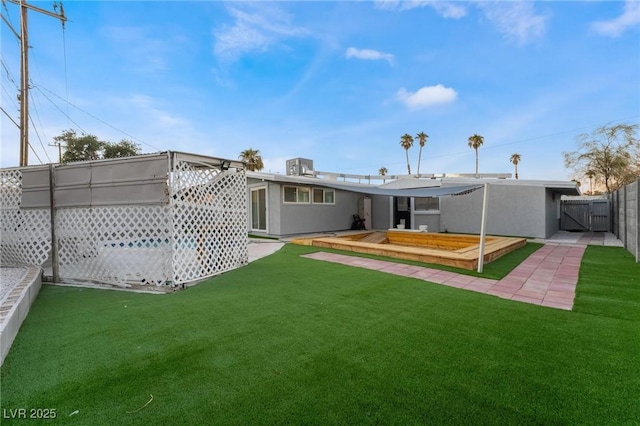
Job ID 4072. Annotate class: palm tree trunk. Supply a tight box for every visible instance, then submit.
[515,164,518,179]
[405,150,411,175]
[416,147,423,176]
[475,149,479,178]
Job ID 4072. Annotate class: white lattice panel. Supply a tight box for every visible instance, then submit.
[0,209,51,266]
[1,154,248,290]
[56,205,173,286]
[0,169,51,266]
[170,160,248,284]
[0,169,21,208]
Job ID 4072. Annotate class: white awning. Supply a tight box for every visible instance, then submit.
[303,181,484,197]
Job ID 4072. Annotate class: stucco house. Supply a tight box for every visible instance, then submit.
[247,159,580,239]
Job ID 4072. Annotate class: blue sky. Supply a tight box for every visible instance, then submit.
[1,1,639,181]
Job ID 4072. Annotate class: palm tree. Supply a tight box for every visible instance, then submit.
[379,166,388,183]
[467,134,484,177]
[586,170,595,194]
[239,148,264,172]
[400,133,414,175]
[510,153,521,179]
[415,131,429,176]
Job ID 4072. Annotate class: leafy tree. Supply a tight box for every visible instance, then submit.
[55,130,141,163]
[564,124,639,193]
[415,131,429,176]
[239,148,264,171]
[56,130,103,162]
[103,139,141,159]
[510,153,521,179]
[399,133,414,175]
[468,134,484,177]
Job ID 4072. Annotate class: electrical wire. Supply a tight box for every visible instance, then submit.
[35,84,162,151]
[1,106,19,127]
[28,86,52,163]
[33,84,87,134]
[1,59,18,89]
[27,139,43,164]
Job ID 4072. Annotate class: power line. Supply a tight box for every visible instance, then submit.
[28,112,52,163]
[35,84,162,151]
[1,105,19,127]
[27,138,42,163]
[1,59,18,89]
[33,84,87,134]
[28,87,52,163]
[1,82,19,111]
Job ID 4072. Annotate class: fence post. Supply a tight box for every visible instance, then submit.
[48,164,59,282]
[623,185,628,248]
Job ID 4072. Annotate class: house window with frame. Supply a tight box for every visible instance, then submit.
[312,188,335,204]
[283,186,310,204]
[414,197,439,211]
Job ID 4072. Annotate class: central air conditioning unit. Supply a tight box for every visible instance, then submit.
[286,158,315,176]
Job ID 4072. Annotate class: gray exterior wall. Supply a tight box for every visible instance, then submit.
[413,212,441,232]
[439,184,551,238]
[545,189,561,237]
[371,195,391,229]
[247,178,362,236]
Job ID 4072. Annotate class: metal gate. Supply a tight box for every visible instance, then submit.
[561,198,610,231]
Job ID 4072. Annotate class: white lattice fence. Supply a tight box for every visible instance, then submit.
[0,169,51,266]
[56,205,173,286]
[170,160,248,284]
[1,153,248,289]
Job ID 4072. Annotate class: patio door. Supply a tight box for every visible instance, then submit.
[251,187,267,232]
[393,196,411,229]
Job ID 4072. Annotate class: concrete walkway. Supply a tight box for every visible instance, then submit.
[248,239,285,263]
[301,232,622,311]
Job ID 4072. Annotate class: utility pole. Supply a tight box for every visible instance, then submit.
[49,141,63,162]
[6,0,66,167]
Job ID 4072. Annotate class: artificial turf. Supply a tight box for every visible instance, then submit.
[1,244,638,425]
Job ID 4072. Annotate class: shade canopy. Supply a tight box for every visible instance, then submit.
[308,181,484,198]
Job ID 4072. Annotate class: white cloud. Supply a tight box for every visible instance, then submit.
[345,47,394,64]
[214,4,308,61]
[424,1,467,19]
[397,84,458,109]
[590,0,640,37]
[476,1,548,44]
[375,0,467,19]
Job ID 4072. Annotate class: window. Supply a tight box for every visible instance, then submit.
[313,188,335,204]
[283,186,310,204]
[414,197,439,211]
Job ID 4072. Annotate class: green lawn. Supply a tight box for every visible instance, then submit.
[1,244,639,425]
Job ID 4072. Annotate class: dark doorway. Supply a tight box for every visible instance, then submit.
[393,196,410,229]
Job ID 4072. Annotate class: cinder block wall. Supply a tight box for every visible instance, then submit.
[611,180,639,262]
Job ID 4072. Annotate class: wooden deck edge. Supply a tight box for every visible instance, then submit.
[309,238,478,270]
[305,235,527,271]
